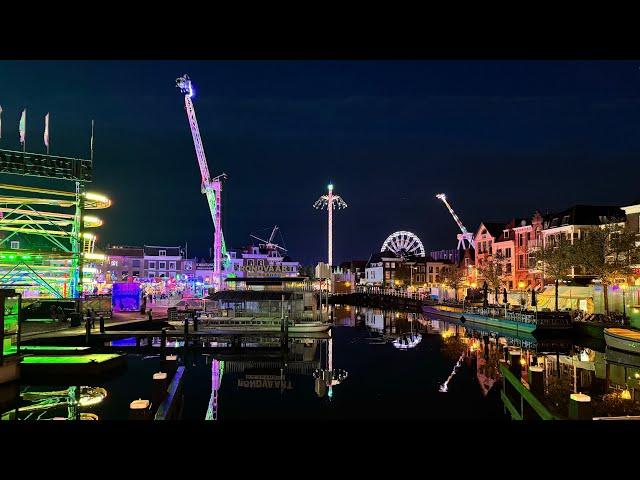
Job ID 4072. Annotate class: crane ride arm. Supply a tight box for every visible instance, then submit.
[436,193,468,234]
[177,74,230,268]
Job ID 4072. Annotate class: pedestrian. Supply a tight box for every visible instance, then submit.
[90,309,96,329]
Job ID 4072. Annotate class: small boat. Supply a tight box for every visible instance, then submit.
[604,328,640,354]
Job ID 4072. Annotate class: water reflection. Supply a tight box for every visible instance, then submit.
[7,305,639,420]
[2,386,107,420]
[421,312,640,418]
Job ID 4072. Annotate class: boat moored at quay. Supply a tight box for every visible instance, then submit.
[168,277,332,334]
[422,302,572,334]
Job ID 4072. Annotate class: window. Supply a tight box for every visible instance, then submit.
[159,250,166,256]
[518,234,524,247]
[169,261,176,270]
[148,261,156,269]
[159,273,166,278]
[518,254,525,269]
[391,262,395,269]
[504,230,509,239]
[435,267,440,273]
[562,215,570,226]
[149,272,155,278]
[509,281,513,289]
[429,275,433,283]
[506,263,512,273]
[551,218,559,228]
[10,241,19,249]
[505,248,512,258]
[429,266,433,273]
[132,259,141,267]
[133,271,140,276]
[159,262,166,269]
[488,241,493,255]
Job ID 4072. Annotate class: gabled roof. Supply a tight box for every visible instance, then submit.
[476,222,505,239]
[366,251,401,266]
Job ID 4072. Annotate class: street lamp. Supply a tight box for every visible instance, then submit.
[518,280,526,312]
[620,283,628,321]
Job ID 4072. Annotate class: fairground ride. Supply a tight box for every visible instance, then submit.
[176,74,231,291]
[0,149,111,298]
[435,193,475,250]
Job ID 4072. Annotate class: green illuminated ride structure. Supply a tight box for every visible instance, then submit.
[0,149,111,299]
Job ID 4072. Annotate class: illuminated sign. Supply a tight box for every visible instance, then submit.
[237,375,293,390]
[239,265,297,273]
[0,149,92,182]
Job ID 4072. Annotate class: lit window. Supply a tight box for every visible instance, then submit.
[10,241,19,249]
[159,250,167,256]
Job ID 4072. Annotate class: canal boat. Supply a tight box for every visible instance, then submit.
[188,315,331,334]
[604,328,640,354]
[180,276,332,334]
[422,305,538,334]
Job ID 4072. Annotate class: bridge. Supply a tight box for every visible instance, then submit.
[330,285,423,311]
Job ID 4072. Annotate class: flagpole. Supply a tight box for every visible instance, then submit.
[90,120,94,162]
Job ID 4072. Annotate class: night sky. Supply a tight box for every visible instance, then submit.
[1,60,640,266]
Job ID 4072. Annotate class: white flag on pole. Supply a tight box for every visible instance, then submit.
[19,109,26,144]
[90,120,95,159]
[44,113,50,152]
[0,105,3,140]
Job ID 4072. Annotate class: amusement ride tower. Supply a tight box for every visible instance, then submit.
[313,183,347,267]
[176,74,230,291]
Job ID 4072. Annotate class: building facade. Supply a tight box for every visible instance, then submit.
[228,245,300,279]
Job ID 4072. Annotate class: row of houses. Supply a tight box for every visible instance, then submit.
[322,249,456,292]
[101,242,300,287]
[467,201,640,290]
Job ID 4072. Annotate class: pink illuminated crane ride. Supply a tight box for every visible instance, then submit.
[436,193,475,250]
[176,74,230,290]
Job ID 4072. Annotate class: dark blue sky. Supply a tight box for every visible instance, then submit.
[1,61,640,265]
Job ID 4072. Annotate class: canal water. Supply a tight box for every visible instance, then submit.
[4,305,639,420]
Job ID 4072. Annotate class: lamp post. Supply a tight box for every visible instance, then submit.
[518,280,526,313]
[620,283,627,322]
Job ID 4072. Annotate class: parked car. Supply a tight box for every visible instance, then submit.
[175,298,205,311]
[21,299,78,321]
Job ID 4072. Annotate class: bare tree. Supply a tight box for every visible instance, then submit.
[571,223,639,315]
[478,251,507,304]
[530,234,574,311]
[442,266,465,302]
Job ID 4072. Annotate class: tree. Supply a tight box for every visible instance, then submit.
[478,251,507,303]
[530,234,575,311]
[571,223,640,315]
[442,266,465,302]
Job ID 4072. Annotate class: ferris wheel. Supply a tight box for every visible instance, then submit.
[381,231,426,259]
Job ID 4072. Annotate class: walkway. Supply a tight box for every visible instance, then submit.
[21,306,169,342]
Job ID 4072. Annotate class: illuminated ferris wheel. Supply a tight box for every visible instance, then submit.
[381,231,425,259]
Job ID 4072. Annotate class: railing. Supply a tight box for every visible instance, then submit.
[464,306,537,324]
[500,363,558,420]
[351,285,423,300]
